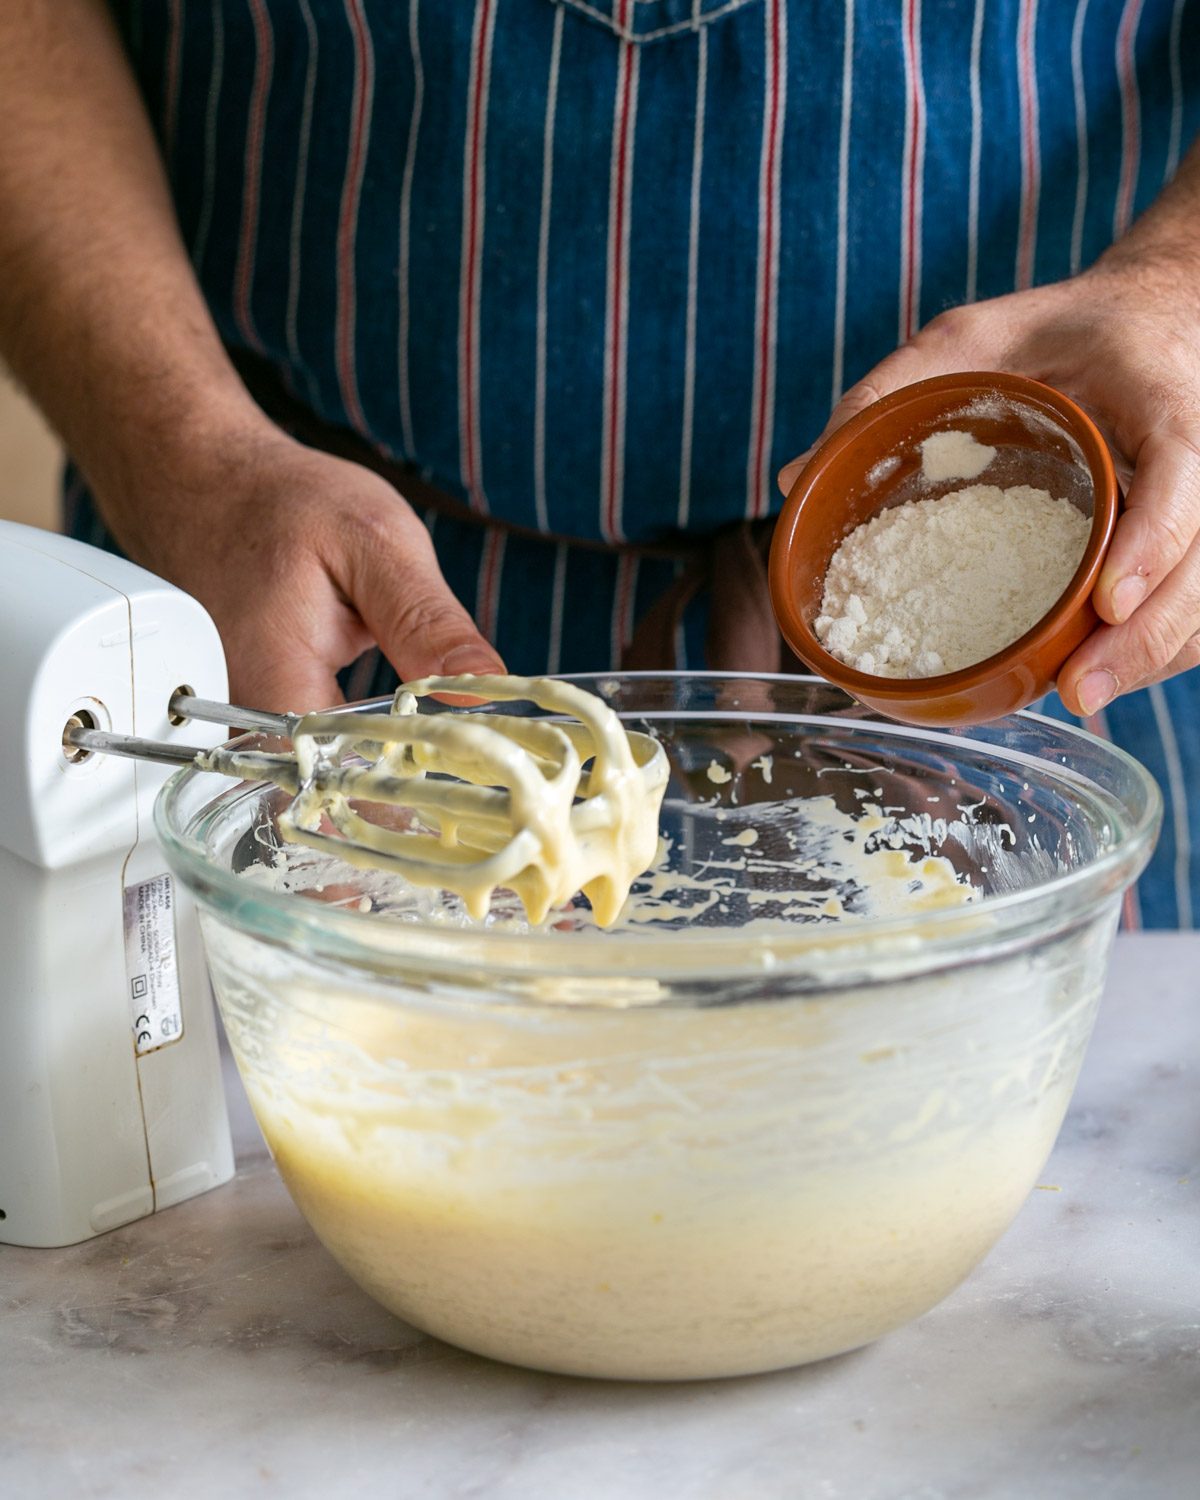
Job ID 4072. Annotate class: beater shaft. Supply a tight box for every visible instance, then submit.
[65,725,209,768]
[168,691,294,735]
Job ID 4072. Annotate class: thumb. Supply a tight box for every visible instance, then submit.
[343,503,506,683]
[230,648,346,718]
[217,593,348,713]
[776,343,949,496]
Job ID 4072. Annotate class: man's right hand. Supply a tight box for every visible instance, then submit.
[102,423,504,713]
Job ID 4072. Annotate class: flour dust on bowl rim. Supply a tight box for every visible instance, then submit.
[155,674,1160,1381]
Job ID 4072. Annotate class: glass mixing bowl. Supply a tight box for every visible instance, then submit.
[156,674,1159,1381]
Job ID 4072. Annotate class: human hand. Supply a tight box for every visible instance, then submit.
[97,422,504,712]
[778,253,1200,718]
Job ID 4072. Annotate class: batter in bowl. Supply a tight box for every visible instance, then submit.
[209,783,1102,1380]
[216,917,1100,1381]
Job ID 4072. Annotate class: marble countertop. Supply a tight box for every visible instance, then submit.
[3,934,1197,1500]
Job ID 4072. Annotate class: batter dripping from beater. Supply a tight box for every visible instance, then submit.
[201,676,668,927]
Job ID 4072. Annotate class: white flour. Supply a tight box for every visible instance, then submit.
[815,483,1090,677]
[921,429,996,482]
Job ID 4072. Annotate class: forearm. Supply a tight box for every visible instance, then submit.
[0,0,263,543]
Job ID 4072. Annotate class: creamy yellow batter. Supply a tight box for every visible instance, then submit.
[207,757,1097,1381]
[223,945,1093,1381]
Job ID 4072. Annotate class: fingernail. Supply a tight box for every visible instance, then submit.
[1111,575,1148,623]
[441,645,503,677]
[1078,669,1118,717]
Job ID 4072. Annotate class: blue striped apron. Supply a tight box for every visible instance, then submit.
[71,0,1200,923]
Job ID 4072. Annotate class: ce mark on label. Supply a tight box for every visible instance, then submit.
[132,975,152,1048]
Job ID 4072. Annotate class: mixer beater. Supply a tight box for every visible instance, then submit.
[67,675,670,927]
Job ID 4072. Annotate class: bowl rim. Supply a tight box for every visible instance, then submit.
[154,671,1161,986]
[768,372,1120,704]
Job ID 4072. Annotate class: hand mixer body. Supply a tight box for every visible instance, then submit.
[0,521,234,1246]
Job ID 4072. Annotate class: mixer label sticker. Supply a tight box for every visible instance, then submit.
[123,873,184,1054]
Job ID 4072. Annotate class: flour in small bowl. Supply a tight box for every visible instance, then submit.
[920,429,997,482]
[815,484,1090,678]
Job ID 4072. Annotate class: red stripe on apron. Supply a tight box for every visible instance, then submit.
[603,1,637,543]
[336,0,375,434]
[460,0,496,514]
[233,0,274,351]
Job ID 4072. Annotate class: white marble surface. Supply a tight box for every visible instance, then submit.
[3,934,1197,1500]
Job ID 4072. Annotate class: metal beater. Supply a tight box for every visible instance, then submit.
[66,675,669,927]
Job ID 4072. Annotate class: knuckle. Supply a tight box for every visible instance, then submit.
[1166,422,1200,477]
[844,377,889,415]
[1127,608,1186,679]
[337,499,437,586]
[341,500,404,558]
[386,588,470,648]
[1142,506,1192,571]
[1146,372,1200,431]
[921,305,974,346]
[840,342,942,421]
[1176,633,1200,674]
[1134,632,1200,694]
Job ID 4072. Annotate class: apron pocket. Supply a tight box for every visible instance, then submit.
[547,0,763,46]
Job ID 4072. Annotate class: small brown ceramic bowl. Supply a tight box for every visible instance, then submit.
[769,372,1120,727]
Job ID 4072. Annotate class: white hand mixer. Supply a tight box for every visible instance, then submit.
[0,520,666,1248]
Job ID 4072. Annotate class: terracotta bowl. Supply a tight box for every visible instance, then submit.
[768,372,1120,727]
